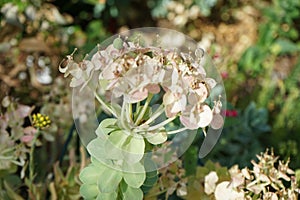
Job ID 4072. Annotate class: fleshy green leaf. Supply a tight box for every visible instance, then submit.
[100,118,118,128]
[122,162,146,188]
[145,131,167,145]
[123,172,145,188]
[98,165,122,193]
[96,118,118,136]
[123,134,145,163]
[144,154,158,177]
[141,185,153,194]
[146,170,158,178]
[143,174,158,187]
[87,138,108,161]
[96,191,118,200]
[80,184,99,199]
[104,130,129,160]
[122,185,143,200]
[79,164,104,184]
[91,156,110,168]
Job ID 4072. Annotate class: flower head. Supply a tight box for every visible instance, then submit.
[32,113,51,129]
[180,104,213,130]
[60,36,223,135]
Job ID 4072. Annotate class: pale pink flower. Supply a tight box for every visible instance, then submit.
[70,60,94,88]
[160,68,176,90]
[191,82,209,103]
[124,87,149,103]
[124,84,161,104]
[101,44,124,60]
[184,75,215,103]
[120,56,163,103]
[211,98,224,130]
[91,50,106,71]
[180,104,213,129]
[59,56,79,77]
[59,54,95,88]
[143,57,165,84]
[101,62,123,83]
[204,77,217,90]
[163,90,187,118]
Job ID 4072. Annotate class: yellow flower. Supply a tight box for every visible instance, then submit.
[32,113,51,129]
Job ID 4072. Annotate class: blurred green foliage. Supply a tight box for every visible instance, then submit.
[204,102,270,168]
[236,0,300,168]
[238,0,300,76]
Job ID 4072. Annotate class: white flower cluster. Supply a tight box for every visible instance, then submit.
[204,150,300,200]
[59,37,222,133]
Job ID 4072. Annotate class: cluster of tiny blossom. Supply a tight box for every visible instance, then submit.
[32,113,51,129]
[59,37,222,132]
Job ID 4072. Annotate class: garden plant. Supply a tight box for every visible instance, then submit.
[0,0,300,199]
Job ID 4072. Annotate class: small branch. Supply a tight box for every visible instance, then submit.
[121,101,130,130]
[166,127,188,135]
[126,103,133,123]
[147,116,177,132]
[94,91,117,117]
[142,105,165,126]
[134,93,153,125]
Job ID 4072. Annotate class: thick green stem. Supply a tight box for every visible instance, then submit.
[94,91,117,117]
[147,116,176,131]
[134,94,153,125]
[120,101,130,130]
[166,127,188,135]
[141,105,164,126]
[127,103,133,123]
[136,101,140,112]
[135,115,177,133]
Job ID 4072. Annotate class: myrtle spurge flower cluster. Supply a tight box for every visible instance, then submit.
[32,113,51,129]
[62,32,225,200]
[59,36,223,136]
